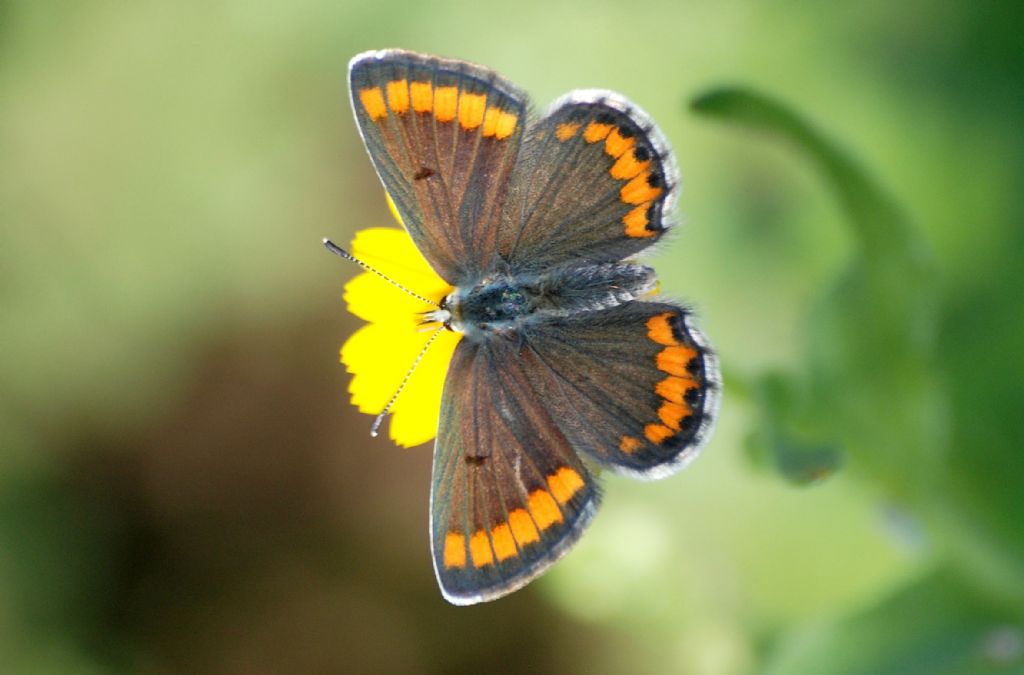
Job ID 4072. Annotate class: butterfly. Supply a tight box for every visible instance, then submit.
[341,49,719,605]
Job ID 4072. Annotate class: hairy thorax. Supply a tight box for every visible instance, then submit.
[439,262,657,340]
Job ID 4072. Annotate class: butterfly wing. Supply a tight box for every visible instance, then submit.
[520,301,719,478]
[431,337,600,605]
[498,91,679,271]
[349,50,528,283]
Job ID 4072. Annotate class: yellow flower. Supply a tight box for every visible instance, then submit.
[339,202,462,447]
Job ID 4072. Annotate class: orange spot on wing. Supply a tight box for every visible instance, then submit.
[385,80,409,114]
[655,376,698,404]
[482,108,501,136]
[491,523,518,561]
[508,508,540,545]
[624,204,655,238]
[481,107,517,139]
[621,173,663,205]
[494,110,518,139]
[434,86,458,122]
[443,532,466,569]
[611,153,650,181]
[410,81,433,113]
[656,345,699,377]
[528,490,564,529]
[619,436,643,454]
[583,122,613,143]
[644,423,675,444]
[604,128,636,158]
[646,312,679,346]
[458,92,487,130]
[658,401,690,431]
[469,530,494,567]
[359,87,387,121]
[556,122,580,141]
[547,467,585,504]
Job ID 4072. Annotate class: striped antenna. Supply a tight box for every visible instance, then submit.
[322,238,440,307]
[370,325,445,438]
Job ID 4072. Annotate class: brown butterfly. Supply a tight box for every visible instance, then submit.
[341,49,719,604]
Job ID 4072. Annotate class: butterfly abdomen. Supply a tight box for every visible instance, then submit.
[449,263,655,338]
[534,262,656,313]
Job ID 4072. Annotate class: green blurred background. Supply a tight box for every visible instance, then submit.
[2,1,1022,673]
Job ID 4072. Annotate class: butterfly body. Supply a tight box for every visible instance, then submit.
[444,262,656,338]
[345,49,719,604]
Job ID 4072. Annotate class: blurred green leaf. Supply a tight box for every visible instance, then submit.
[763,568,1024,675]
[692,83,1024,614]
[935,166,1024,609]
[691,87,942,500]
[745,372,843,485]
[691,88,917,259]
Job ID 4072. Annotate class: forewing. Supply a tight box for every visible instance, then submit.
[349,49,528,283]
[431,337,600,605]
[498,90,680,271]
[520,301,719,478]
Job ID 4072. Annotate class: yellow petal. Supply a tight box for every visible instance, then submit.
[338,225,460,447]
[343,228,452,324]
[387,330,461,447]
[341,323,461,447]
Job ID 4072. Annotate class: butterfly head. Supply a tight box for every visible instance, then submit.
[421,295,457,332]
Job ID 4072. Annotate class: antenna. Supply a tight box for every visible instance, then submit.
[322,237,449,439]
[370,325,445,438]
[322,238,440,307]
